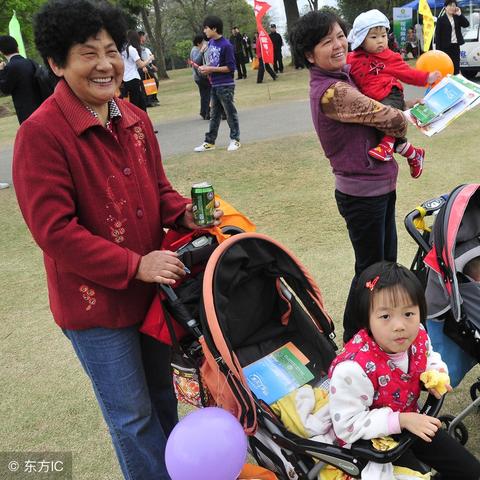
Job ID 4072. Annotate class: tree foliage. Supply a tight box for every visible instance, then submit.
[136,0,256,78]
[1,0,47,60]
[173,39,192,62]
[337,0,406,26]
[212,0,256,36]
[1,0,257,79]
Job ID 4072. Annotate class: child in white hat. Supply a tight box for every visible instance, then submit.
[347,9,440,178]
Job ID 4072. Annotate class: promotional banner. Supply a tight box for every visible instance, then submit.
[254,0,274,64]
[8,11,26,58]
[419,0,435,51]
[393,7,413,51]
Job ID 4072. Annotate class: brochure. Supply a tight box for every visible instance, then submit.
[409,81,465,126]
[406,74,480,136]
[243,343,313,404]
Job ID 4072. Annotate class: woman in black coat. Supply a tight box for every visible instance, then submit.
[435,0,469,74]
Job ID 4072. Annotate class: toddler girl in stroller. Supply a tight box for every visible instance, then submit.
[329,261,480,479]
[464,256,480,282]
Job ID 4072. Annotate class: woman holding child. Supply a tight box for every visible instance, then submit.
[291,13,480,478]
[290,11,407,343]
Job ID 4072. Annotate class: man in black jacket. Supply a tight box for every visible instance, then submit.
[0,35,43,124]
[229,27,248,79]
[269,24,284,73]
[435,1,469,74]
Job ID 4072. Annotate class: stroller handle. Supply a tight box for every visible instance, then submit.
[404,194,448,254]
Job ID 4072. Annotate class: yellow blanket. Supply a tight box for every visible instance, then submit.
[270,386,431,480]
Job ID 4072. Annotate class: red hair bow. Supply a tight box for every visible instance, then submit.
[365,275,380,291]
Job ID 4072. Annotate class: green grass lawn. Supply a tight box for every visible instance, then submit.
[1,64,479,479]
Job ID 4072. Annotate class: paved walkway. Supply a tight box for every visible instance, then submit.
[0,85,425,184]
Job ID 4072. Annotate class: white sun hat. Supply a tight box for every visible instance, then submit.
[347,9,390,51]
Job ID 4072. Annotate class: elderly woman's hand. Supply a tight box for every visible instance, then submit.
[179,201,224,230]
[136,250,186,285]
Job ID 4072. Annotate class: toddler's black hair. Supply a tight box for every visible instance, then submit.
[354,261,427,331]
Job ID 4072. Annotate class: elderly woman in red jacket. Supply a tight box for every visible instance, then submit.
[12,1,221,478]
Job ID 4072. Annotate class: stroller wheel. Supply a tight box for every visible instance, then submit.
[470,380,480,403]
[439,414,469,445]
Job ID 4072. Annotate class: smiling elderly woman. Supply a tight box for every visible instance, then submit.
[12,1,222,479]
[290,12,408,344]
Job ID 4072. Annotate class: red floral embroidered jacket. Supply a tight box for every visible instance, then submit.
[13,80,188,330]
[347,48,429,102]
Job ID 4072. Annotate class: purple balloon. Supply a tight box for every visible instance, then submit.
[165,407,247,480]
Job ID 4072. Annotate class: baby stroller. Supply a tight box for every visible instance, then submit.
[404,183,480,446]
[151,229,443,479]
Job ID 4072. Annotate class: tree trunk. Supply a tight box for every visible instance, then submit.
[283,0,300,35]
[141,2,169,79]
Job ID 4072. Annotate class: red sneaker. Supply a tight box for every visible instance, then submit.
[369,143,393,162]
[408,147,425,179]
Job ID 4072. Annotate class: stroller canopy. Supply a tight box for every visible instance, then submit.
[425,184,480,324]
[199,232,337,433]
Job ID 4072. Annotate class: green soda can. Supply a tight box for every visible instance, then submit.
[191,182,215,226]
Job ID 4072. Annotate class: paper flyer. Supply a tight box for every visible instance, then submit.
[405,74,480,136]
[243,344,313,404]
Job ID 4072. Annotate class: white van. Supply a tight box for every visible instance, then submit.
[459,1,480,78]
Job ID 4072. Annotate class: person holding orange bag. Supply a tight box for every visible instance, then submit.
[120,30,153,111]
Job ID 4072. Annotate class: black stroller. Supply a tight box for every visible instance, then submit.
[158,231,443,479]
[405,183,480,446]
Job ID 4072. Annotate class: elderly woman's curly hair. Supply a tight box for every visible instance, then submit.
[34,0,128,72]
[289,11,347,69]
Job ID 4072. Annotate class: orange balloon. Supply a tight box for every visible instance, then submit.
[416,50,454,86]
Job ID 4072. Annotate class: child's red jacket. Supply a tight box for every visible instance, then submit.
[347,48,429,102]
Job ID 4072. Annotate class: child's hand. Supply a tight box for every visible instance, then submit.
[399,412,441,442]
[420,370,451,397]
[405,98,423,109]
[428,383,453,399]
[427,71,441,84]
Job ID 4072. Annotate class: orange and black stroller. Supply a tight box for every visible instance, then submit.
[144,206,443,479]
